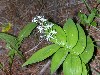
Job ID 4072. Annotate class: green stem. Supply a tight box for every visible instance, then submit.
[81,0,91,13]
[9,53,15,73]
[10,44,26,62]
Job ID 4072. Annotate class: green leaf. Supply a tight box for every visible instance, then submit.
[63,19,78,49]
[44,21,66,47]
[0,33,25,60]
[80,36,94,64]
[87,12,95,24]
[83,14,88,24]
[8,49,15,67]
[50,24,66,47]
[63,54,82,75]
[81,62,87,75]
[18,22,37,43]
[0,62,3,70]
[6,43,12,50]
[78,12,83,20]
[22,44,60,67]
[51,48,68,74]
[8,49,15,57]
[0,33,18,48]
[78,12,85,24]
[70,24,86,55]
[91,21,97,26]
[92,9,97,14]
[6,41,25,61]
[78,13,88,24]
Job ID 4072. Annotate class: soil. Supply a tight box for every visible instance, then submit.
[0,0,100,75]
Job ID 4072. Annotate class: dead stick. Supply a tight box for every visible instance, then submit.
[39,60,51,75]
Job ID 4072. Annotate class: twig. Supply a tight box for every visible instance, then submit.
[0,22,3,25]
[91,67,100,75]
[39,59,51,75]
[25,39,44,54]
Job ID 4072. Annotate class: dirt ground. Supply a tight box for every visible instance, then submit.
[0,0,100,75]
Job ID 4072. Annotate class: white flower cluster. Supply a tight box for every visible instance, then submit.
[32,16,57,41]
[32,16,47,24]
[46,30,57,41]
[44,23,54,30]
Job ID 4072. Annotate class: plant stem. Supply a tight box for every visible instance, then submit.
[10,44,26,61]
[81,0,91,13]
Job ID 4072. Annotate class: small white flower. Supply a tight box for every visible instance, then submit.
[37,16,42,19]
[32,15,57,42]
[32,16,47,23]
[46,33,54,41]
[46,34,51,41]
[37,26,44,33]
[40,35,44,38]
[46,30,57,41]
[32,17,38,23]
[50,30,57,35]
[44,23,54,30]
[40,17,47,22]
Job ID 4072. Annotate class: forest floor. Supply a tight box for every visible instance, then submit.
[0,0,100,75]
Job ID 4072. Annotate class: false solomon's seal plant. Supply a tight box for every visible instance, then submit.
[22,16,94,75]
[0,22,37,71]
